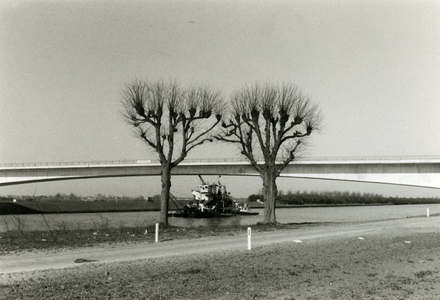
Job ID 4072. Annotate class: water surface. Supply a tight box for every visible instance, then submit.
[1,204,438,233]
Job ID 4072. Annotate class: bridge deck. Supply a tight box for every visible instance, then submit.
[1,158,439,189]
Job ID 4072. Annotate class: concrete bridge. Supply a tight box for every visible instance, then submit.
[1,157,440,189]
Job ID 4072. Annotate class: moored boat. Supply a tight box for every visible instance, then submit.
[169,176,258,218]
[237,205,259,216]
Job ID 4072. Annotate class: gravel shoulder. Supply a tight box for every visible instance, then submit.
[1,216,439,299]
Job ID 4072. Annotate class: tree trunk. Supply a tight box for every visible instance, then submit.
[261,171,278,224]
[159,167,171,226]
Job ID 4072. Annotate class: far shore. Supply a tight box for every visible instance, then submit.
[1,199,436,215]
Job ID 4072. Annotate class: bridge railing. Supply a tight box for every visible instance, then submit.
[1,156,440,168]
[0,158,246,168]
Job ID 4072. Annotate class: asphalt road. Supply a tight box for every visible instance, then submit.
[1,216,438,274]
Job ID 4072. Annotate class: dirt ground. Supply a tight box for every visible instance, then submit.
[1,220,439,299]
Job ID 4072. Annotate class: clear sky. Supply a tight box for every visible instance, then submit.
[1,0,439,198]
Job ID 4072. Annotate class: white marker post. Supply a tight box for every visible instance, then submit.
[155,223,159,243]
[427,208,430,217]
[247,227,252,250]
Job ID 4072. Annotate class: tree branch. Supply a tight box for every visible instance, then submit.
[277,140,302,175]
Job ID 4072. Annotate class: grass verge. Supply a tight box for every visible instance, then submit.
[1,231,439,299]
[0,222,320,255]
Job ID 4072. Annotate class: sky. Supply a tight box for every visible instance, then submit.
[1,0,439,198]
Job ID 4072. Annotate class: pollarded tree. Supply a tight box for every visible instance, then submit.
[122,79,223,225]
[217,83,322,223]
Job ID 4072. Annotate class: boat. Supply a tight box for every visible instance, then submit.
[237,204,260,216]
[168,176,259,218]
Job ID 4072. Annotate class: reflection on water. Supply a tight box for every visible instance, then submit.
[1,204,438,233]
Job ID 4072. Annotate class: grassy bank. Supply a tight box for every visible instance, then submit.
[1,229,439,299]
[0,220,314,254]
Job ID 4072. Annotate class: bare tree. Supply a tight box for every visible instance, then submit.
[217,83,322,223]
[122,79,223,225]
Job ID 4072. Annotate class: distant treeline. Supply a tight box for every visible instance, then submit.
[0,193,155,203]
[0,193,163,215]
[248,191,440,206]
[0,198,173,215]
[2,191,439,215]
